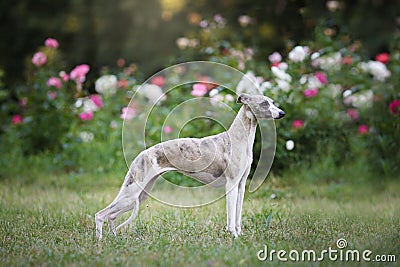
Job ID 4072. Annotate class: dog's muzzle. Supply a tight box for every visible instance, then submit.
[278,110,285,119]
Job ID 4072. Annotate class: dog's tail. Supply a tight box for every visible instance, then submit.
[115,198,140,232]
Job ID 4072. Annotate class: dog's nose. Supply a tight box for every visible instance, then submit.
[279,110,286,118]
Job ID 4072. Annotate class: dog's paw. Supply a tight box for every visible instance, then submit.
[226,226,238,238]
[96,230,103,241]
[236,226,242,236]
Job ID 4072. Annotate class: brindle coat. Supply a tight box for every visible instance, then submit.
[95,93,285,239]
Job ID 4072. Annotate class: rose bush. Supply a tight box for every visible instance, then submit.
[1,13,399,179]
[176,15,400,177]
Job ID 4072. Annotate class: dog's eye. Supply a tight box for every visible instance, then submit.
[261,101,269,106]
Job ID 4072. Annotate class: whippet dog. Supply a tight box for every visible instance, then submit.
[95,93,285,239]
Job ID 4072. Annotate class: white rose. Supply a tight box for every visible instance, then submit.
[80,131,94,143]
[328,84,342,98]
[358,62,370,72]
[313,52,342,70]
[367,61,390,81]
[286,140,295,151]
[210,94,224,107]
[260,81,272,92]
[238,15,252,27]
[268,52,282,63]
[225,94,234,102]
[311,52,320,60]
[236,71,262,95]
[176,37,190,49]
[271,66,292,82]
[209,89,219,97]
[342,90,352,98]
[95,75,117,95]
[351,90,374,108]
[288,46,309,62]
[82,97,99,112]
[136,84,166,104]
[307,76,322,89]
[299,75,308,85]
[276,79,291,92]
[277,62,288,71]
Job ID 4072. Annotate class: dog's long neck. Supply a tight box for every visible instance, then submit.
[228,105,257,145]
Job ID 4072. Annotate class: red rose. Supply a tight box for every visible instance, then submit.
[358,124,369,135]
[292,120,305,129]
[389,99,400,115]
[346,109,359,121]
[150,76,166,87]
[375,53,390,64]
[12,115,23,125]
[342,56,353,65]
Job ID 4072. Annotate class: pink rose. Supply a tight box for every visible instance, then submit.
[47,77,62,89]
[120,107,136,120]
[199,20,208,28]
[79,112,93,121]
[20,97,28,107]
[358,124,369,135]
[117,58,126,67]
[315,71,328,85]
[268,52,282,64]
[70,64,90,84]
[45,38,59,48]
[347,109,359,120]
[198,76,218,90]
[59,71,70,82]
[163,126,173,134]
[342,56,352,65]
[191,83,208,97]
[90,95,103,108]
[292,120,305,129]
[12,115,23,125]
[150,76,166,87]
[47,91,57,100]
[32,52,47,66]
[304,88,318,98]
[118,79,129,89]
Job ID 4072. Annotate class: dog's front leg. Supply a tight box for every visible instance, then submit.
[235,167,250,236]
[235,177,248,236]
[225,180,239,238]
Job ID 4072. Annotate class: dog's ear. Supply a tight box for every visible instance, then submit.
[237,94,249,104]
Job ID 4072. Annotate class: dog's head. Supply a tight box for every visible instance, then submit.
[237,93,285,120]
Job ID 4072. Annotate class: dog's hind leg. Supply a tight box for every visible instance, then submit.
[108,218,116,236]
[96,203,127,239]
[95,181,140,240]
[115,198,139,232]
[115,175,159,232]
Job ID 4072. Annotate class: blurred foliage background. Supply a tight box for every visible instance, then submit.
[1,0,399,87]
[0,0,399,182]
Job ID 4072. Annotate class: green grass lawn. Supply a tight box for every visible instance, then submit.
[0,172,399,266]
